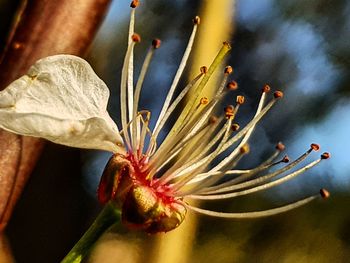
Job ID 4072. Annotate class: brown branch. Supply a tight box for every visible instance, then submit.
[0,0,112,232]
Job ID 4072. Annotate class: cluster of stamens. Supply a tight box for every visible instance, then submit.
[100,1,330,230]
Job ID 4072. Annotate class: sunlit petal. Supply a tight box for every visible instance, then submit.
[0,55,124,153]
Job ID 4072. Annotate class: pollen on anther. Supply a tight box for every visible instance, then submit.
[276,142,285,151]
[231,123,240,131]
[236,95,245,105]
[193,16,200,25]
[273,90,283,99]
[240,144,250,154]
[152,39,161,49]
[311,143,320,151]
[321,152,330,159]
[262,84,271,93]
[224,66,233,75]
[223,41,231,49]
[200,66,208,74]
[224,105,234,119]
[227,81,238,91]
[282,155,290,163]
[132,33,141,43]
[130,0,139,8]
[200,97,209,105]
[320,188,330,199]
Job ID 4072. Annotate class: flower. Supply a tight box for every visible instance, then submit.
[0,1,330,234]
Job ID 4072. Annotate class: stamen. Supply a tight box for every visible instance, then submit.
[321,152,330,159]
[171,116,224,162]
[160,123,215,178]
[132,39,160,151]
[120,35,139,150]
[231,123,240,131]
[168,92,247,187]
[174,171,224,196]
[200,97,209,105]
[150,96,219,169]
[236,95,245,105]
[221,90,272,152]
[193,15,200,25]
[200,66,208,74]
[174,65,234,141]
[188,155,326,200]
[130,0,139,8]
[224,65,233,75]
[197,153,290,195]
[127,5,138,122]
[149,107,208,168]
[186,194,320,219]
[131,34,141,43]
[138,111,151,157]
[167,42,231,135]
[151,70,204,142]
[152,38,161,49]
[240,144,250,154]
[154,16,200,132]
[167,117,217,161]
[262,84,271,93]
[320,188,330,199]
[311,143,320,151]
[273,90,283,98]
[154,119,230,188]
[164,118,225,176]
[198,144,320,195]
[182,145,249,191]
[152,47,232,163]
[176,118,226,169]
[165,118,233,189]
[225,105,235,119]
[210,90,281,172]
[226,81,238,91]
[276,141,285,151]
[203,92,271,173]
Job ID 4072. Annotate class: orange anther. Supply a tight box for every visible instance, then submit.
[236,95,245,105]
[275,142,285,151]
[224,66,233,75]
[273,90,283,99]
[152,39,161,49]
[320,188,330,199]
[130,0,139,8]
[262,84,271,93]
[311,143,320,151]
[193,16,200,25]
[227,81,238,91]
[200,66,208,74]
[132,33,141,43]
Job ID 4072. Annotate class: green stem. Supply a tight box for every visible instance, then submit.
[61,203,121,263]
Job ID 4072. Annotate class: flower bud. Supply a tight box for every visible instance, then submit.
[122,184,186,233]
[98,154,187,233]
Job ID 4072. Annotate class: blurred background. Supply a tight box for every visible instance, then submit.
[1,0,350,262]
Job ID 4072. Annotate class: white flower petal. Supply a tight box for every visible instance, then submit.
[0,54,125,153]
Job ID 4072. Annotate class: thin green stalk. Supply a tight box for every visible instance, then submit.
[61,203,121,263]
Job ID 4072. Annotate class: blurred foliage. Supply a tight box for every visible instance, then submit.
[2,0,349,262]
[192,194,350,263]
